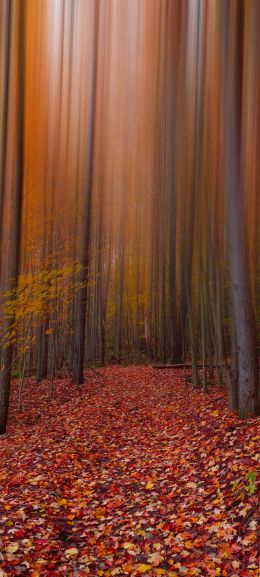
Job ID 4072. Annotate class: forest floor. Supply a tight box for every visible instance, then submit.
[0,366,259,577]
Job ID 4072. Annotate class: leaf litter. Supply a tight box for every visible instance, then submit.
[0,366,259,576]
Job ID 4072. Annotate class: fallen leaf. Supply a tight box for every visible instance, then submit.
[138,564,152,573]
[6,543,19,554]
[64,547,78,557]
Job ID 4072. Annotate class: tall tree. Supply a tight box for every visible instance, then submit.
[226,0,259,417]
[0,0,26,433]
[72,0,100,384]
[0,0,11,240]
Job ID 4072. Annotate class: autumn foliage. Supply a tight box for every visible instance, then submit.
[0,2,259,574]
[0,367,259,576]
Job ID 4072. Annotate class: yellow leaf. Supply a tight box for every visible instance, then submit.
[155,570,166,575]
[123,542,135,550]
[138,564,152,573]
[186,482,197,489]
[6,543,19,553]
[65,547,78,557]
[145,482,154,490]
[57,498,68,506]
[24,540,33,548]
[17,508,26,520]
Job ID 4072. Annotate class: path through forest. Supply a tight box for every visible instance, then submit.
[0,367,259,576]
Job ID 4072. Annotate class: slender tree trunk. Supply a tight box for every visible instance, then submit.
[226,1,259,417]
[116,195,125,361]
[72,1,100,384]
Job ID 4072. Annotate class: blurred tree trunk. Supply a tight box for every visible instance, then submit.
[116,199,125,361]
[0,0,26,434]
[0,0,11,241]
[0,0,11,384]
[168,0,181,364]
[72,0,99,384]
[226,1,259,417]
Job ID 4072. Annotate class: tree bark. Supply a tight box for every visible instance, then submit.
[226,0,259,417]
[72,1,100,384]
[0,0,26,433]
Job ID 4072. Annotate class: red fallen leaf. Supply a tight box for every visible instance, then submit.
[106,499,124,510]
[15,529,26,538]
[160,495,168,505]
[36,539,49,546]
[105,559,114,567]
[229,543,242,553]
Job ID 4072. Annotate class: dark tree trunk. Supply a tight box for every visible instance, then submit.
[0,0,26,433]
[226,1,259,417]
[72,0,100,384]
[0,0,11,240]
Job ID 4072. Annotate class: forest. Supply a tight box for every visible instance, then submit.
[0,1,259,576]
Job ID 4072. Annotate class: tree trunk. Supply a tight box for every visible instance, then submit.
[72,0,100,384]
[0,0,26,433]
[226,1,259,417]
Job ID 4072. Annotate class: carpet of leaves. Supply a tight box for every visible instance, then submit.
[0,366,259,577]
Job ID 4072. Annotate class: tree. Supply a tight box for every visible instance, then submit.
[72,0,100,384]
[0,0,26,433]
[226,0,259,417]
